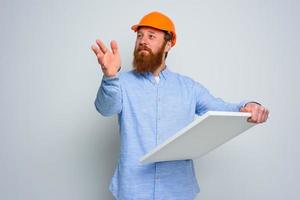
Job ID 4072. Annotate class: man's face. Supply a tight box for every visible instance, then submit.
[133,27,171,73]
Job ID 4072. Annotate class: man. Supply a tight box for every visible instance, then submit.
[91,11,269,200]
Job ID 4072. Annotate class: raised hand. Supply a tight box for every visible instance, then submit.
[91,39,121,77]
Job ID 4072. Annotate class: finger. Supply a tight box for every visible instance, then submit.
[111,40,119,55]
[98,56,105,66]
[96,39,109,54]
[91,45,105,65]
[240,107,247,112]
[91,45,101,56]
[257,108,264,123]
[250,107,258,123]
[261,109,269,122]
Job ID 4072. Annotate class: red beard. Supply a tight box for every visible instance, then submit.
[133,41,166,73]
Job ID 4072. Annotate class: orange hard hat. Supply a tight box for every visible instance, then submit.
[131,11,177,47]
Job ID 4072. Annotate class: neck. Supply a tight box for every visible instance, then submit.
[152,60,166,76]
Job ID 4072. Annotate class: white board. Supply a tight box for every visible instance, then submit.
[140,111,256,164]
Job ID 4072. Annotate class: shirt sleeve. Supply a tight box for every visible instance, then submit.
[193,81,248,116]
[94,74,122,117]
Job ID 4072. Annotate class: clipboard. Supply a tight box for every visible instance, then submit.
[140,111,256,164]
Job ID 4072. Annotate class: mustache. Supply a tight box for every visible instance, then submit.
[137,45,152,52]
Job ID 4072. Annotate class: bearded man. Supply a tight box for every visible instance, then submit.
[91,11,269,200]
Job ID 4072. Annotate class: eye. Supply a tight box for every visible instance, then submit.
[149,34,156,40]
[137,33,143,39]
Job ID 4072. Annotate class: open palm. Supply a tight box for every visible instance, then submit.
[91,39,121,77]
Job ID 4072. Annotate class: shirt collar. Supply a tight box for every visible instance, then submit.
[137,65,171,82]
[159,66,171,80]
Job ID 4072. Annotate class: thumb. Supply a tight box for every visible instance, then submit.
[240,107,250,112]
[110,40,119,55]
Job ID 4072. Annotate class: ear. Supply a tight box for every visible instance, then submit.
[164,41,172,53]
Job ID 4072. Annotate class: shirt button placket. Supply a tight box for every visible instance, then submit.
[157,87,160,143]
[155,85,161,200]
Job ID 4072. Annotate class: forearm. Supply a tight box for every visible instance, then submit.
[94,75,122,117]
[197,96,248,115]
[204,97,248,112]
[194,81,248,115]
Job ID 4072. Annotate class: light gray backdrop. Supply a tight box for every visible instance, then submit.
[1,0,299,199]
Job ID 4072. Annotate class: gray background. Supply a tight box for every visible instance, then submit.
[1,0,299,199]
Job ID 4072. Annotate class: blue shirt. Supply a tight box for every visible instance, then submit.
[95,67,247,200]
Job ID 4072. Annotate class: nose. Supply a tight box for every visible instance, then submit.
[139,35,149,46]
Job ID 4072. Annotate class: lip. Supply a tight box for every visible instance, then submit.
[139,49,150,54]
